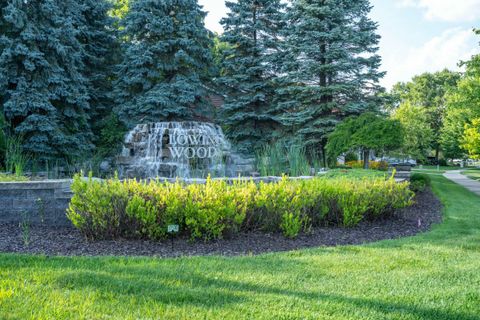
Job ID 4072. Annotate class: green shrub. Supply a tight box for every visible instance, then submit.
[438,159,448,167]
[344,152,358,162]
[184,179,246,240]
[410,173,431,192]
[345,160,389,171]
[96,113,127,157]
[67,173,128,239]
[126,194,162,239]
[67,174,414,240]
[281,212,303,239]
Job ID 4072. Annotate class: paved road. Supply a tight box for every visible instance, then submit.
[443,170,480,196]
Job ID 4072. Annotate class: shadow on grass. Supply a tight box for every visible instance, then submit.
[51,264,479,320]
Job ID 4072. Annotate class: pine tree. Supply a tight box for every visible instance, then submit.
[114,0,214,126]
[0,0,93,161]
[277,0,384,158]
[75,0,120,150]
[218,0,286,153]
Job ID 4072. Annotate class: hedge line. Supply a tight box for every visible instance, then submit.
[67,174,414,240]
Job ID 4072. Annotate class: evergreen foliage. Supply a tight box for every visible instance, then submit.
[218,0,285,153]
[114,0,214,127]
[276,0,384,155]
[75,0,119,151]
[0,0,93,161]
[0,111,6,167]
[326,113,403,168]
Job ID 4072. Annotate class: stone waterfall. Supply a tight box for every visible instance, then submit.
[117,122,255,179]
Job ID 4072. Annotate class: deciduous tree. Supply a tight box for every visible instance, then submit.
[326,113,403,169]
[462,118,480,159]
[441,53,480,160]
[390,70,461,161]
[392,102,433,161]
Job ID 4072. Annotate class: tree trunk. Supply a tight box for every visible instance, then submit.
[435,145,440,164]
[322,145,327,168]
[363,149,370,169]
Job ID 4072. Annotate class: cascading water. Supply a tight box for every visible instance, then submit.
[117,122,236,179]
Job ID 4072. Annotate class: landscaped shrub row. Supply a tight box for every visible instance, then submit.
[67,174,414,240]
[410,173,431,192]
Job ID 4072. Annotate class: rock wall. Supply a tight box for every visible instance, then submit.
[0,180,73,226]
[117,121,257,178]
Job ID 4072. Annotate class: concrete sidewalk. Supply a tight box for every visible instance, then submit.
[443,170,480,196]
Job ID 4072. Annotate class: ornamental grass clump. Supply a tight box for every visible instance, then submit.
[68,174,414,240]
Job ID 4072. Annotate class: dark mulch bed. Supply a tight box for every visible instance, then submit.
[0,189,443,258]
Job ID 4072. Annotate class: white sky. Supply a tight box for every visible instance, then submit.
[199,0,480,89]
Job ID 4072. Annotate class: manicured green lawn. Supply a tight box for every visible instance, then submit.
[463,169,480,181]
[322,168,388,179]
[1,175,480,319]
[0,173,29,182]
[413,166,460,175]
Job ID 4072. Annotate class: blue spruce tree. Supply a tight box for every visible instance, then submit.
[114,0,214,126]
[76,0,119,150]
[0,0,93,161]
[277,0,384,159]
[218,0,286,153]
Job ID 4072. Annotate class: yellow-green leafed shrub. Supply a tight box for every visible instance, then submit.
[184,178,245,240]
[67,173,128,239]
[126,194,162,239]
[345,161,389,171]
[67,174,414,240]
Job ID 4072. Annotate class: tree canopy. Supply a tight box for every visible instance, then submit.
[389,70,460,161]
[218,0,285,153]
[326,113,403,168]
[462,118,480,159]
[4,0,454,170]
[114,0,214,126]
[441,53,480,159]
[276,0,384,156]
[392,102,433,161]
[0,0,94,161]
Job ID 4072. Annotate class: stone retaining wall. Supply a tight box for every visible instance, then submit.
[0,180,73,226]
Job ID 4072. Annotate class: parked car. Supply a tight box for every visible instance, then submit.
[377,157,417,167]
